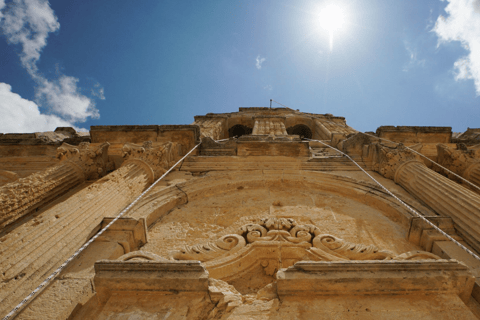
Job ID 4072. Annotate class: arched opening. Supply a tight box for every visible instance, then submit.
[228,124,252,138]
[286,124,313,139]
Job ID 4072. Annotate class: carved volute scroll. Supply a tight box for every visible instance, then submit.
[121,141,182,180]
[57,142,112,180]
[169,217,439,263]
[373,143,424,180]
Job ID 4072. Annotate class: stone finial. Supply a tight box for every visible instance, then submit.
[57,142,111,180]
[373,143,423,180]
[122,141,181,179]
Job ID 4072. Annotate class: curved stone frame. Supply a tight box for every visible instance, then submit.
[127,170,430,228]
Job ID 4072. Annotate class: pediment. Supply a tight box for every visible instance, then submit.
[148,217,440,282]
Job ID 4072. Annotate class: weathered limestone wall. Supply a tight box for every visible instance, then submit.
[0,162,151,316]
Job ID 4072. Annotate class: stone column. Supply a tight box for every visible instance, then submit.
[0,142,111,230]
[0,141,180,317]
[437,144,480,190]
[373,144,480,250]
[193,118,226,140]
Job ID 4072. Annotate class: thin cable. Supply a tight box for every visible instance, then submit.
[358,131,480,193]
[271,100,293,110]
[304,138,480,263]
[319,118,480,192]
[2,142,202,320]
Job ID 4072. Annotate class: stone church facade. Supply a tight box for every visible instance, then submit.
[1,107,480,319]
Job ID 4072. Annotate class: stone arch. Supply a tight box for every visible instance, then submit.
[228,124,252,138]
[286,124,313,139]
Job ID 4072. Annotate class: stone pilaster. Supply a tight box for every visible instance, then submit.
[252,117,287,135]
[0,142,111,229]
[193,118,226,140]
[437,144,480,190]
[374,144,480,251]
[0,141,180,316]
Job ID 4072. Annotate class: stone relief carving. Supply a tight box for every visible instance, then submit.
[169,217,439,263]
[122,141,182,179]
[437,143,480,181]
[373,143,423,180]
[57,142,112,180]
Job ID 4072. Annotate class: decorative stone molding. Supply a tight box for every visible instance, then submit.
[407,216,462,252]
[121,141,181,180]
[57,142,112,180]
[437,143,480,188]
[373,144,423,180]
[277,260,474,303]
[170,217,439,264]
[252,117,287,135]
[193,118,226,140]
[95,218,148,254]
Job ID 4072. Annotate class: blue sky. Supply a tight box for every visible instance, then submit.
[0,0,479,133]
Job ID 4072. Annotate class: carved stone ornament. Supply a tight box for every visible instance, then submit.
[437,143,480,180]
[373,143,423,180]
[121,141,181,179]
[170,217,439,263]
[57,142,112,180]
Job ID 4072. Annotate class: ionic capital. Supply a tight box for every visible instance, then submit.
[121,141,181,179]
[57,142,112,180]
[373,143,424,180]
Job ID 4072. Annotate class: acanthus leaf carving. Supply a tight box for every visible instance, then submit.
[437,143,480,181]
[57,142,112,180]
[122,141,182,179]
[374,143,423,180]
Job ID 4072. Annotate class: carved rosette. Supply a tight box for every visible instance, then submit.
[121,141,182,180]
[57,142,112,180]
[373,144,424,181]
[169,217,438,263]
[437,144,480,187]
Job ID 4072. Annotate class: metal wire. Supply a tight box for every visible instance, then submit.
[2,142,202,320]
[357,131,480,193]
[304,138,480,263]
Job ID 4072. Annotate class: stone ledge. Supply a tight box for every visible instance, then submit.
[94,260,209,294]
[277,260,474,303]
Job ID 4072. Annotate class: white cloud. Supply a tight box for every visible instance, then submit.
[255,55,266,69]
[35,75,100,122]
[0,82,73,133]
[263,84,273,91]
[0,0,103,132]
[433,0,480,95]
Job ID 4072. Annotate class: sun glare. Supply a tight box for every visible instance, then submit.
[315,4,347,51]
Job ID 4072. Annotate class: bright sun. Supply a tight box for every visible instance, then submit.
[315,4,347,50]
[318,5,346,32]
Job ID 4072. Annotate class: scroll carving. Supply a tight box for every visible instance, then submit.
[169,217,438,263]
[57,142,112,180]
[122,141,182,179]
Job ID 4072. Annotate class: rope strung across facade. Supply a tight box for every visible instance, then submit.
[358,131,480,193]
[304,137,480,263]
[2,142,202,320]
